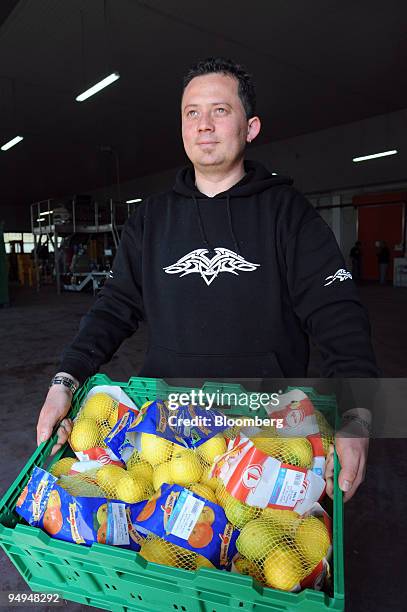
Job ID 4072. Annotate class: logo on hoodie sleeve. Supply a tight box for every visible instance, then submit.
[163,248,260,286]
[324,268,352,286]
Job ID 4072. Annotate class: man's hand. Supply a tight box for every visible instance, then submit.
[325,409,371,502]
[36,385,74,456]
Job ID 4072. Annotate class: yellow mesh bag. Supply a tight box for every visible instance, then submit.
[137,434,227,492]
[56,469,104,497]
[235,513,330,591]
[250,436,314,469]
[314,410,334,456]
[49,457,77,478]
[69,393,120,451]
[139,534,214,570]
[215,482,262,529]
[94,464,154,502]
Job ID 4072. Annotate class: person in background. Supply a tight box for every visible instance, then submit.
[377,240,390,285]
[350,240,362,281]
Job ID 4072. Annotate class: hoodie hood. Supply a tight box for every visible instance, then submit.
[173,159,293,198]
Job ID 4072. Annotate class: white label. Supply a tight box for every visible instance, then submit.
[169,492,205,540]
[269,467,305,507]
[109,503,130,546]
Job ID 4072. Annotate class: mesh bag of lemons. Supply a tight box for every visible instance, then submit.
[15,466,149,550]
[21,389,335,592]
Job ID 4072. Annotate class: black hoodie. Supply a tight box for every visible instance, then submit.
[60,160,379,384]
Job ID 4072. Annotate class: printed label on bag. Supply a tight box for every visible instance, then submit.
[166,490,205,540]
[107,503,130,546]
[268,466,305,507]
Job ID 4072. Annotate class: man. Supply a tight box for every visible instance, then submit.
[350,240,362,281]
[37,57,376,502]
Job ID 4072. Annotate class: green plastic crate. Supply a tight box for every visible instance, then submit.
[0,376,344,611]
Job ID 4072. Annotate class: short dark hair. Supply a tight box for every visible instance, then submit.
[182,57,256,119]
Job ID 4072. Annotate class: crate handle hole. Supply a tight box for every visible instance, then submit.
[74,571,80,577]
[181,607,187,611]
[112,585,117,590]
[36,562,42,567]
[105,584,110,589]
[173,606,178,610]
[138,594,143,600]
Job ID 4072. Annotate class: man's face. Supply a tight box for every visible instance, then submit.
[181,73,250,171]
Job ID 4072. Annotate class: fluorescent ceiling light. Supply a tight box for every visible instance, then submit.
[353,150,398,162]
[76,72,120,102]
[1,136,24,151]
[36,218,44,222]
[39,210,54,216]
[272,172,277,175]
[126,198,142,203]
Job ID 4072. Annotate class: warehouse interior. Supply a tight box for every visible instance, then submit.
[0,1,406,611]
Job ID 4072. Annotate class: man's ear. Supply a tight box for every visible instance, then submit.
[246,116,261,143]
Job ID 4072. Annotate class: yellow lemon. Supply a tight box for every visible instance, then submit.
[281,438,314,468]
[222,490,261,529]
[170,450,203,486]
[234,557,263,582]
[96,465,127,496]
[49,457,76,478]
[116,475,153,503]
[81,393,117,424]
[199,466,219,491]
[152,462,174,490]
[127,461,154,485]
[188,483,217,503]
[236,519,278,561]
[139,538,176,567]
[261,507,300,535]
[140,433,174,466]
[263,546,303,591]
[196,437,227,464]
[196,554,216,569]
[295,516,330,566]
[70,418,100,451]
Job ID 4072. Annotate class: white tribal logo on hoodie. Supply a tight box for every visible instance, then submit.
[163,248,260,286]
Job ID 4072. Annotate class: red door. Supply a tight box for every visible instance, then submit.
[353,193,406,281]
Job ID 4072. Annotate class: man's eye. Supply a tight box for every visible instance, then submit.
[215,107,227,114]
[187,110,198,118]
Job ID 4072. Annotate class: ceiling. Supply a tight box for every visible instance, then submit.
[0,0,406,210]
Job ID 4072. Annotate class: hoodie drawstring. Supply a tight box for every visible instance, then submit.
[193,194,241,257]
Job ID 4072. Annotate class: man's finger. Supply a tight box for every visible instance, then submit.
[49,421,71,456]
[325,474,334,500]
[343,461,365,502]
[338,445,360,494]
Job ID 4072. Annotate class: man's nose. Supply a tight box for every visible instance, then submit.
[197,111,214,131]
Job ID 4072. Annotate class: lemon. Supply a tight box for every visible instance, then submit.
[126,449,143,470]
[188,483,217,503]
[199,466,219,491]
[127,461,154,484]
[263,546,303,591]
[170,450,203,486]
[70,418,100,451]
[295,516,330,566]
[196,437,227,464]
[96,465,127,496]
[82,393,117,424]
[315,410,334,455]
[98,420,112,446]
[139,538,176,567]
[234,557,263,581]
[261,508,300,534]
[251,437,282,456]
[196,554,216,569]
[152,462,174,490]
[50,457,76,477]
[282,438,313,468]
[116,475,153,503]
[236,519,278,561]
[140,433,174,466]
[222,490,261,529]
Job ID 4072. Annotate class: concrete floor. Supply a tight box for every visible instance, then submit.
[0,282,406,611]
